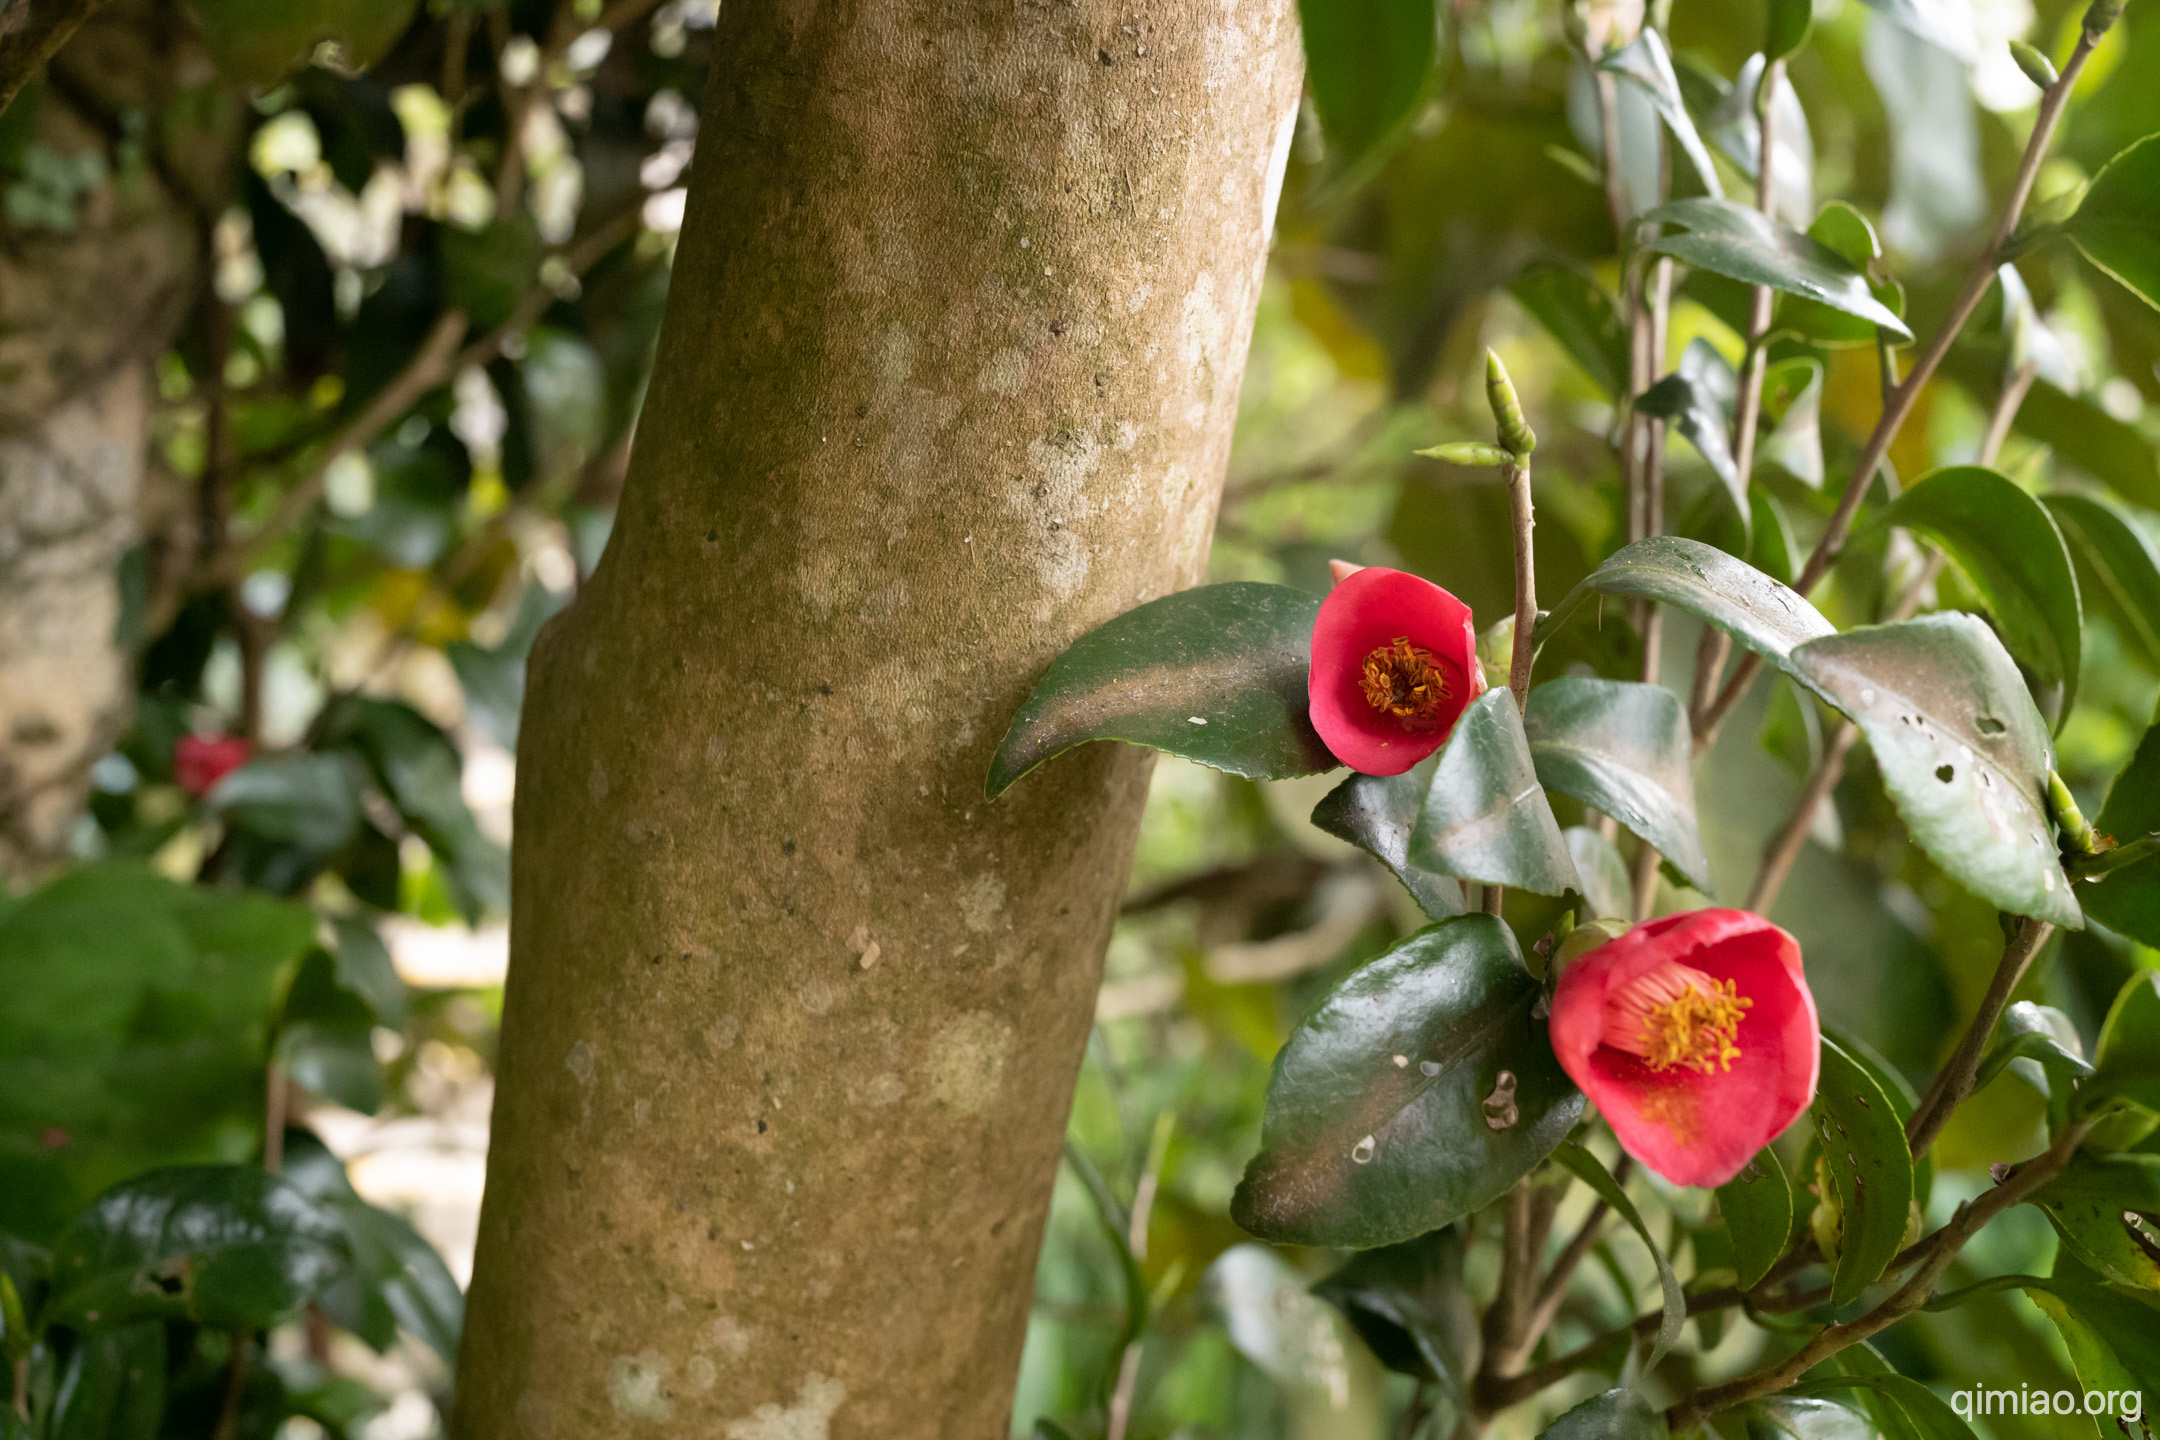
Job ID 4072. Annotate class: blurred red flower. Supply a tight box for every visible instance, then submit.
[1550,909,1819,1188]
[174,734,253,797]
[1307,565,1483,776]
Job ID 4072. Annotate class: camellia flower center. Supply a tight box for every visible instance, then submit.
[1358,636,1453,732]
[1601,961,1751,1075]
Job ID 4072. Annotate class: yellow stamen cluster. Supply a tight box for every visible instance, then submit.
[1359,637,1452,731]
[1603,962,1751,1075]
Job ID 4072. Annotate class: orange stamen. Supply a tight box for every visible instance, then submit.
[1602,961,1750,1075]
[1359,637,1452,731]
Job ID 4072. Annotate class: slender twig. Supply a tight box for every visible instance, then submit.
[1978,359,2040,465]
[0,0,107,116]
[1906,915,2055,1156]
[1504,457,1537,712]
[1105,1115,1172,1440]
[1692,23,2105,750]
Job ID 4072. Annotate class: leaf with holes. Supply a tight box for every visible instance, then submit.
[1638,340,1746,523]
[1511,264,1630,400]
[46,1166,351,1331]
[1718,1145,1794,1289]
[1312,761,1465,921]
[1599,32,1723,199]
[2065,133,2160,312]
[988,583,1336,796]
[1536,537,1837,692]
[2046,492,2160,674]
[1790,615,2079,926]
[1554,1142,1685,1369]
[2028,1153,2160,1290]
[1640,198,1911,339]
[1525,677,1710,892]
[1231,915,1582,1248]
[1882,466,2083,720]
[1407,690,1582,897]
[2085,708,2160,947]
[1298,0,1437,186]
[1810,1035,1915,1306]
[1827,1025,1931,1210]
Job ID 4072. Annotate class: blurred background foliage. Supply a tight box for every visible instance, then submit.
[0,0,2155,1435]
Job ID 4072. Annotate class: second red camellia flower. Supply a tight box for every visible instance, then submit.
[174,733,254,798]
[1308,565,1484,776]
[1549,908,1819,1189]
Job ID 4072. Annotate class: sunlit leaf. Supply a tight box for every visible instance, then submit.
[1641,198,1912,339]
[1408,690,1582,897]
[2066,133,2160,312]
[1524,677,1711,892]
[2083,706,2160,947]
[1311,762,1467,921]
[1599,31,1724,199]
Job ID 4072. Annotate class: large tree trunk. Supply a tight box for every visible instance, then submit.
[456,5,1300,1434]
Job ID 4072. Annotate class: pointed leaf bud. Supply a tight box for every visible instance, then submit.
[2010,39,2058,89]
[1485,349,1537,457]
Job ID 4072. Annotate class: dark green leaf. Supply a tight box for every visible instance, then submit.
[1717,1145,1794,1289]
[184,0,420,84]
[1768,0,1813,58]
[1541,1388,1667,1439]
[1641,198,1912,339]
[1313,1226,1478,1400]
[988,583,1334,797]
[2028,1153,2160,1289]
[2023,1279,2160,1419]
[2066,133,2160,312]
[281,1131,461,1362]
[1298,0,1436,185]
[277,951,384,1115]
[1638,340,1746,519]
[330,917,406,1029]
[1882,466,2083,719]
[1824,1025,1931,1210]
[445,578,568,749]
[2015,379,2160,510]
[1408,690,1582,897]
[1537,537,1837,691]
[2085,971,2160,1118]
[1810,1036,1915,1306]
[321,697,507,922]
[1510,264,1630,399]
[1553,1142,1684,1369]
[1810,201,1882,269]
[1974,1001,2092,1096]
[440,216,543,334]
[47,1166,351,1331]
[1790,615,2080,927]
[1600,32,1724,199]
[1790,1373,1978,1440]
[1232,915,1583,1248]
[209,755,363,856]
[1564,826,1632,921]
[1311,762,1467,921]
[48,1322,164,1440]
[2046,492,2160,672]
[2085,706,2160,946]
[1760,357,1825,488]
[1525,676,1712,893]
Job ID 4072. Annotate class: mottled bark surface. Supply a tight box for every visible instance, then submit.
[457,5,1300,1435]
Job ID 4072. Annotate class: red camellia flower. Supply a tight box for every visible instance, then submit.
[1550,909,1819,1188]
[174,733,253,798]
[1308,565,1484,776]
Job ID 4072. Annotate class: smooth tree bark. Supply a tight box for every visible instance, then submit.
[455,5,1301,1435]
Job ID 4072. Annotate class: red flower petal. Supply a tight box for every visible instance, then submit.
[1308,566,1484,776]
[174,734,254,798]
[1550,909,1818,1188]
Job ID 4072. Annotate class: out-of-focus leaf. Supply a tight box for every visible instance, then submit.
[1810,1035,1915,1306]
[445,579,569,749]
[1311,761,1467,921]
[1881,466,2083,720]
[1554,1142,1685,1369]
[1708,54,1813,225]
[1997,264,2081,391]
[1231,915,1583,1248]
[2066,133,2160,312]
[1855,0,1976,59]
[281,1132,462,1362]
[1510,264,1630,399]
[2022,1278,2160,1419]
[1408,690,1582,897]
[2084,708,2160,947]
[439,215,541,332]
[330,917,405,1029]
[1761,357,1825,488]
[1599,31,1724,199]
[1790,615,2080,927]
[987,583,1335,797]
[1537,536,1837,690]
[1638,340,1745,520]
[1313,1226,1479,1399]
[1542,1388,1667,1439]
[1717,1145,1794,1289]
[2045,492,2160,671]
[185,0,420,84]
[1866,16,1984,261]
[209,754,363,856]
[1790,1371,1978,1440]
[48,1322,164,1440]
[1641,199,1912,339]
[277,951,383,1115]
[1767,0,1813,58]
[1298,0,1436,185]
[2028,1153,2160,1289]
[2010,378,2160,510]
[1810,200,1881,268]
[320,697,508,922]
[1524,677,1711,892]
[46,1166,350,1331]
[2084,972,2160,1119]
[1207,1245,1360,1398]
[1751,490,1801,585]
[1564,826,1632,921]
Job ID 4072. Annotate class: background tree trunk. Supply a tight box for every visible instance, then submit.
[455,4,1300,1434]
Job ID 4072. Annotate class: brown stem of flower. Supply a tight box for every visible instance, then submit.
[1907,915,2055,1158]
[1505,459,1537,713]
[1478,1181,1557,1392]
[1691,28,2100,752]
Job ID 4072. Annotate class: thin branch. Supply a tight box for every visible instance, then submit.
[1906,914,2054,1157]
[0,0,108,117]
[1505,457,1538,711]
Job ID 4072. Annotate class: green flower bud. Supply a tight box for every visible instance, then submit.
[1415,441,1512,468]
[2048,771,2098,855]
[2010,39,2058,88]
[1553,916,1632,972]
[1484,349,1537,457]
[2084,0,2125,37]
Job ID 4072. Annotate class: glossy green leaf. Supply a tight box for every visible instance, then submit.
[1638,340,1746,519]
[1640,198,1912,339]
[1524,676,1712,893]
[1553,1142,1684,1370]
[1882,466,2083,719]
[281,1132,461,1362]
[1541,1388,1667,1440]
[185,0,420,85]
[1825,1025,1931,1210]
[1810,1035,1915,1306]
[1974,1001,2092,1096]
[2085,972,2160,1118]
[1810,201,1882,268]
[2085,709,2160,947]
[2066,133,2160,312]
[2046,492,2160,672]
[1819,1345,1932,1440]
[1537,537,1837,692]
[1564,826,1632,921]
[1298,0,1437,185]
[2028,1153,2160,1289]
[47,1166,351,1331]
[1313,1226,1478,1400]
[1599,32,1724,199]
[1789,615,2081,927]
[48,1322,164,1440]
[1768,0,1813,58]
[1717,1145,1794,1289]
[1511,264,1630,399]
[1790,1373,1977,1440]
[1408,690,1582,897]
[1311,761,1467,921]
[2023,1279,2160,1419]
[209,754,363,856]
[1760,357,1825,488]
[1231,915,1583,1248]
[988,582,1334,797]
[277,950,384,1115]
